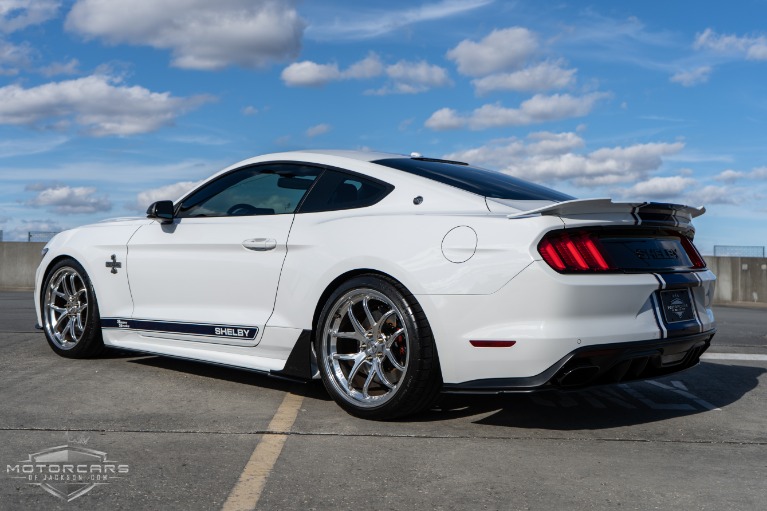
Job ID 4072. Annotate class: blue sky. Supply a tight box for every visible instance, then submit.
[1,0,766,253]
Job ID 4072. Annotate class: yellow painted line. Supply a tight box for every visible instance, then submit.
[221,392,304,511]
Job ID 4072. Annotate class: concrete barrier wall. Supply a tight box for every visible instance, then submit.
[706,256,767,305]
[1,242,766,305]
[0,242,46,291]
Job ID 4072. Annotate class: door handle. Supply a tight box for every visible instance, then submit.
[242,238,278,251]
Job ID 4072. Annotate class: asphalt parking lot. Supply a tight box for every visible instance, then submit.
[1,291,765,510]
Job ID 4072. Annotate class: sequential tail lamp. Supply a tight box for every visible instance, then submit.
[680,236,706,269]
[538,231,614,272]
[469,340,517,348]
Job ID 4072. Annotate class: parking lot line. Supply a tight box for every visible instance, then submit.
[701,353,767,361]
[220,392,304,511]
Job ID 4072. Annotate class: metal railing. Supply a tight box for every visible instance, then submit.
[27,231,59,243]
[713,245,765,257]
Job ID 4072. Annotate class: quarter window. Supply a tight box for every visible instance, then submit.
[298,169,393,213]
[177,165,321,218]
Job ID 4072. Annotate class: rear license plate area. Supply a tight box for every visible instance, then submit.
[659,289,695,323]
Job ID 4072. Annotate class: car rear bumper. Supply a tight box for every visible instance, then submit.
[442,330,714,394]
[417,261,717,385]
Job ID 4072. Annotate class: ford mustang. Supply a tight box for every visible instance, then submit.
[35,150,716,419]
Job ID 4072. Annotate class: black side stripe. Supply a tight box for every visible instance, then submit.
[101,318,259,341]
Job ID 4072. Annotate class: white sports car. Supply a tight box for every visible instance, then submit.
[35,150,716,419]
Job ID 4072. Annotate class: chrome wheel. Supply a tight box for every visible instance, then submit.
[43,267,88,350]
[321,288,410,408]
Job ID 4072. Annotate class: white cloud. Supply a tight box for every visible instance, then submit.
[621,176,697,199]
[686,185,739,205]
[344,53,384,79]
[306,0,493,40]
[38,58,80,77]
[4,219,67,241]
[369,60,451,95]
[306,123,331,138]
[25,183,112,215]
[128,180,201,212]
[443,131,684,187]
[281,61,341,87]
[425,92,609,130]
[424,108,464,130]
[447,27,538,76]
[0,0,59,33]
[750,166,767,179]
[670,66,711,87]
[694,28,767,61]
[0,39,33,74]
[472,61,577,94]
[283,54,449,94]
[66,0,305,70]
[0,73,210,136]
[714,169,745,183]
[242,105,259,116]
[281,53,384,87]
[0,135,67,158]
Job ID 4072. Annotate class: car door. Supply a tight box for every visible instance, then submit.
[124,163,321,346]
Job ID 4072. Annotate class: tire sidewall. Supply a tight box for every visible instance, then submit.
[316,275,429,419]
[41,258,103,358]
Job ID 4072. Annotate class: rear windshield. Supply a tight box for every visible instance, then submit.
[373,158,574,201]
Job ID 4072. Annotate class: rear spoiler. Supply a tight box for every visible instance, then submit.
[507,198,705,228]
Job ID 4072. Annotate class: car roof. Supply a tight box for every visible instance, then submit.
[279,149,408,162]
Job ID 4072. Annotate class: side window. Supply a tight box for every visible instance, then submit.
[177,164,321,218]
[298,169,393,213]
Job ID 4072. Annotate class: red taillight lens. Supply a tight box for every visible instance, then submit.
[680,236,706,269]
[538,231,615,272]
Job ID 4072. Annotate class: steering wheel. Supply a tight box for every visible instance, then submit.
[226,203,260,216]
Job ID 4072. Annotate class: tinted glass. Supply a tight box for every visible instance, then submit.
[299,169,393,213]
[177,164,320,218]
[373,158,574,201]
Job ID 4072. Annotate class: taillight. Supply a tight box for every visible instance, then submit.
[680,236,706,269]
[538,231,614,272]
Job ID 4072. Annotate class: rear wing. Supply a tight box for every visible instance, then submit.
[507,198,705,231]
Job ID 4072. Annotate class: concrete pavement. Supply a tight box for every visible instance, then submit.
[1,292,765,510]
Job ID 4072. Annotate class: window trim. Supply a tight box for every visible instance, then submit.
[173,160,395,218]
[295,163,395,214]
[174,161,327,218]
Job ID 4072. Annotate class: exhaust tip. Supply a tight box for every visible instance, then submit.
[556,365,600,387]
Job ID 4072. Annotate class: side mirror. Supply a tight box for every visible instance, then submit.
[146,200,175,223]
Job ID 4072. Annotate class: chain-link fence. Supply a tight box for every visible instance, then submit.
[713,245,765,257]
[27,231,59,243]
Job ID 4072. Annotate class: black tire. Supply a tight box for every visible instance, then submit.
[315,274,442,420]
[40,258,105,358]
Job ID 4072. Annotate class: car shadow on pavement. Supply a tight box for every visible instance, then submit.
[412,362,765,429]
[126,355,763,428]
[128,355,333,399]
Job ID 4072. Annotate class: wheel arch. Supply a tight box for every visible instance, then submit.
[39,254,81,300]
[311,268,410,334]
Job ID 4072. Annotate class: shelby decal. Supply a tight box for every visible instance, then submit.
[635,248,679,261]
[101,318,259,340]
[214,327,252,338]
